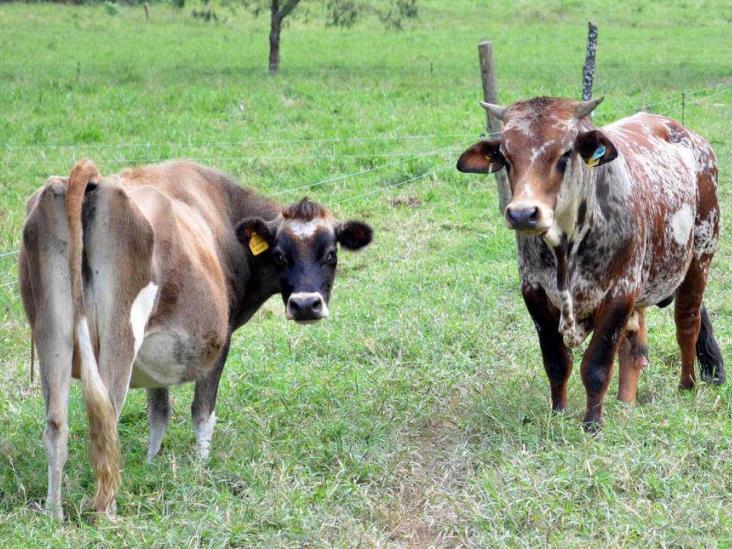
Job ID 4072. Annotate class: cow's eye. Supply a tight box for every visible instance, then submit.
[324,250,337,266]
[557,149,573,173]
[273,250,287,267]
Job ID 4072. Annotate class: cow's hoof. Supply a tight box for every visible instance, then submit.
[582,416,603,434]
[678,380,696,391]
[551,402,568,414]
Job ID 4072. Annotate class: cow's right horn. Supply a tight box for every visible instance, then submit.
[479,101,507,122]
[575,97,604,118]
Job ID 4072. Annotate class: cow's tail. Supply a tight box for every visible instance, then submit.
[66,159,121,513]
[697,302,725,385]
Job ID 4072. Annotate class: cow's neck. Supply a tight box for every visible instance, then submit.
[219,181,283,329]
[541,155,611,348]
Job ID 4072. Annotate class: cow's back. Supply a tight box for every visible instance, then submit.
[602,113,719,307]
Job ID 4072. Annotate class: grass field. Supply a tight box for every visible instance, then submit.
[1,0,732,545]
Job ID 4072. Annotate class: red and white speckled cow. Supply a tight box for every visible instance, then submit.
[457,96,724,430]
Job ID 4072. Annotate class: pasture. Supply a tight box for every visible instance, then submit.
[1,0,732,545]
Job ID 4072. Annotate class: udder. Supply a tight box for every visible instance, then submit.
[130,329,207,388]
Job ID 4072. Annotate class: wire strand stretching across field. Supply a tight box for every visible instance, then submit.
[337,160,457,205]
[0,145,493,167]
[269,139,476,198]
[1,133,484,152]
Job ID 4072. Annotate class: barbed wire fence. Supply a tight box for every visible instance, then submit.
[0,53,730,297]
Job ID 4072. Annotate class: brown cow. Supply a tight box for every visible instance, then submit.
[457,96,724,430]
[19,160,372,518]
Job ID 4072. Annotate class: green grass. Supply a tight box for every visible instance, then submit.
[1,0,732,545]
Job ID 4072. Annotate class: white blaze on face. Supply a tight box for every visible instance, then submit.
[670,204,694,246]
[129,282,158,355]
[286,219,332,239]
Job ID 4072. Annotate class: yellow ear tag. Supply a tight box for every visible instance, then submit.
[249,232,269,256]
[586,157,600,168]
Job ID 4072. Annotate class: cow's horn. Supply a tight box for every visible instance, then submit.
[479,101,507,122]
[576,96,604,118]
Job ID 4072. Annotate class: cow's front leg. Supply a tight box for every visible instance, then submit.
[191,336,231,460]
[581,296,635,430]
[146,388,171,462]
[522,284,573,411]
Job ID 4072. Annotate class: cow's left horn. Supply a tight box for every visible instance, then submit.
[479,101,507,122]
[576,96,604,118]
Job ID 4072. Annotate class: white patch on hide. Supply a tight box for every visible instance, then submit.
[130,282,158,356]
[670,204,694,246]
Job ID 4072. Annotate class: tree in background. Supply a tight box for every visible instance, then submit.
[244,0,418,74]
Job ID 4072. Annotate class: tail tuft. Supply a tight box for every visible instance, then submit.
[697,303,725,385]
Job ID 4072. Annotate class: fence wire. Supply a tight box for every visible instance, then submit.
[0,82,730,293]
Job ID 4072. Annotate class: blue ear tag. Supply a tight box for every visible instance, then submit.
[587,144,606,167]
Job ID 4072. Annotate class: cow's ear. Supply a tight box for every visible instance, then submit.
[336,221,373,251]
[456,139,505,174]
[235,217,276,257]
[575,130,618,168]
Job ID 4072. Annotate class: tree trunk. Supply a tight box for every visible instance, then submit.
[269,12,282,74]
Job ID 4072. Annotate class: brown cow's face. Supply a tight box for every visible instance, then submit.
[457,97,618,242]
[236,199,372,323]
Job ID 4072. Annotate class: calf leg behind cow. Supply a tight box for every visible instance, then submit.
[522,285,573,411]
[617,309,648,404]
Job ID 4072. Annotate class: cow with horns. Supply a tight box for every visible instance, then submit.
[457,96,724,429]
[19,160,373,518]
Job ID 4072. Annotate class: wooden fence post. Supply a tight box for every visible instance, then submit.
[477,40,511,213]
[582,22,598,101]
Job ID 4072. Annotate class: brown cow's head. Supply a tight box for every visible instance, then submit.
[457,96,618,245]
[236,198,372,323]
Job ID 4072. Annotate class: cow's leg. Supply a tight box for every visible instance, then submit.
[36,295,73,520]
[146,388,171,462]
[674,257,710,390]
[82,182,155,513]
[522,285,573,411]
[22,182,75,520]
[617,309,648,404]
[581,296,635,429]
[191,336,231,460]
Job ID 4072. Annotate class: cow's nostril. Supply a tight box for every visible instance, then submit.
[506,205,541,229]
[289,299,301,312]
[311,298,322,312]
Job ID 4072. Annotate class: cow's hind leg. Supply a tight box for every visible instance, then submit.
[675,258,711,390]
[522,285,573,411]
[22,182,75,520]
[82,182,155,513]
[191,336,231,459]
[146,388,171,462]
[696,303,725,384]
[617,309,648,404]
